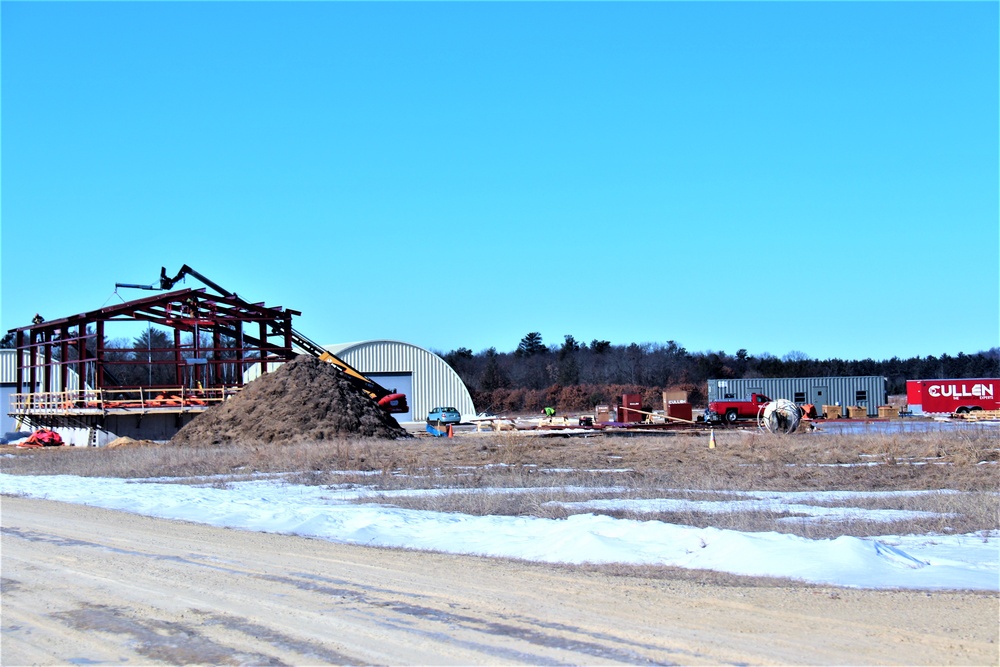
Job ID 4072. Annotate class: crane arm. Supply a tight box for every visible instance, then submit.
[159,265,233,298]
[152,265,409,415]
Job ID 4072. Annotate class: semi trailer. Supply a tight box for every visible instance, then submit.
[906,379,1000,415]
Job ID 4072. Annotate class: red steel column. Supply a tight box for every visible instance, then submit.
[42,330,53,393]
[16,330,24,393]
[174,329,183,386]
[95,321,105,389]
[259,321,268,374]
[60,327,69,396]
[28,330,37,394]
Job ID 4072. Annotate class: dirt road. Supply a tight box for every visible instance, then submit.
[2,496,996,665]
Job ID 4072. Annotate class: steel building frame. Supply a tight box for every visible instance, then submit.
[7,288,301,430]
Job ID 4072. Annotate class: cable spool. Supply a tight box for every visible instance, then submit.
[758,399,802,434]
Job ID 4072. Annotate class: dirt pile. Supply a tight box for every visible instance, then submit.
[106,436,159,448]
[171,355,407,445]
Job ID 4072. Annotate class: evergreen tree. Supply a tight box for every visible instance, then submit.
[557,355,580,385]
[559,335,580,359]
[480,348,509,391]
[590,340,611,354]
[515,332,546,357]
[133,327,175,385]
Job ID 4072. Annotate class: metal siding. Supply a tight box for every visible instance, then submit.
[1,386,17,433]
[708,376,887,416]
[246,341,475,420]
[0,350,80,391]
[0,350,15,385]
[328,340,476,421]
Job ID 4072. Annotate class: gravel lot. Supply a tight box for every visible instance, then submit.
[2,495,997,665]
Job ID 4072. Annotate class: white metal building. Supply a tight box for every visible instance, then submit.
[1,349,82,435]
[244,340,476,423]
[323,340,475,423]
[0,349,20,434]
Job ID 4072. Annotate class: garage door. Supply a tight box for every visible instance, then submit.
[367,373,413,423]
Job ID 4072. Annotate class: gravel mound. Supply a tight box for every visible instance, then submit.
[106,436,159,448]
[171,355,407,444]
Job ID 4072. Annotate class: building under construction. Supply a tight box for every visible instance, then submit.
[2,264,500,445]
[6,283,305,445]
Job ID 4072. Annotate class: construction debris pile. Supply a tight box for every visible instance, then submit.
[171,355,407,445]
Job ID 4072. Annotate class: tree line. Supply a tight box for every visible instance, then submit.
[6,329,998,413]
[436,333,1000,414]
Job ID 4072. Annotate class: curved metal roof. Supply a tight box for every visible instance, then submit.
[323,340,475,420]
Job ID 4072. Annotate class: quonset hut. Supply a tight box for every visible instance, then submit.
[244,340,476,424]
[323,341,475,424]
[707,376,888,417]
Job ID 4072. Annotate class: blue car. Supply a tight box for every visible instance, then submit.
[427,406,462,425]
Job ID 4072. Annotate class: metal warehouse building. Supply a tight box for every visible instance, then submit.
[247,340,475,423]
[707,376,888,417]
[1,350,23,434]
[1,349,82,435]
[322,341,475,423]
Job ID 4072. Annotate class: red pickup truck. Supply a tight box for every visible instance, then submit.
[705,393,772,424]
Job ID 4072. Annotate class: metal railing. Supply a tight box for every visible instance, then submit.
[8,387,240,416]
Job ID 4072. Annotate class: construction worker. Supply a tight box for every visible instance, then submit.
[543,406,556,418]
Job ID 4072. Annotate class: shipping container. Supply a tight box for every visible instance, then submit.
[706,376,887,418]
[618,393,642,423]
[666,402,694,422]
[905,379,1000,415]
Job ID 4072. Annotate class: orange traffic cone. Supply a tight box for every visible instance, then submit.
[709,428,716,449]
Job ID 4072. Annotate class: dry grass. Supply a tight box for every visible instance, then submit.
[355,483,997,538]
[2,426,997,539]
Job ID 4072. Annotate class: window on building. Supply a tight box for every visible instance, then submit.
[855,390,868,403]
[794,391,806,403]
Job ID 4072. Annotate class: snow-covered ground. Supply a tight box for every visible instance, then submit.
[1,473,996,591]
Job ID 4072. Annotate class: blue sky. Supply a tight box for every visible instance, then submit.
[2,2,997,361]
